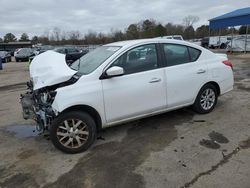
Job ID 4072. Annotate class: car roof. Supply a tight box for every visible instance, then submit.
[105,38,203,50]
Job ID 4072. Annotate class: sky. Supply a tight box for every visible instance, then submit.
[0,0,249,39]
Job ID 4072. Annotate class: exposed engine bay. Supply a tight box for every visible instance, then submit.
[20,75,79,132]
[20,81,57,131]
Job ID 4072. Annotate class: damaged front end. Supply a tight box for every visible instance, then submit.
[20,81,57,132]
[20,74,80,132]
[20,50,80,132]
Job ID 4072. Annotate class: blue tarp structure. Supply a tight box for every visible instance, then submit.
[209,7,250,29]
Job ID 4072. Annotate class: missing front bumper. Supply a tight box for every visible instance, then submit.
[20,93,36,120]
[20,92,55,131]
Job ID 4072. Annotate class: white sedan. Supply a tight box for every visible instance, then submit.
[21,39,234,153]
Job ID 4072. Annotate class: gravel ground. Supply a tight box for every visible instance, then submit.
[0,54,249,188]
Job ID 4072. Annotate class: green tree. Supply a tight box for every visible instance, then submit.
[111,30,125,42]
[141,19,156,38]
[0,37,3,43]
[165,23,184,36]
[19,33,29,41]
[154,24,166,37]
[183,26,195,40]
[31,36,39,43]
[4,33,17,42]
[196,25,209,38]
[239,26,247,34]
[126,24,139,39]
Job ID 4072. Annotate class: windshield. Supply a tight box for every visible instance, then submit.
[70,46,120,75]
[19,48,32,54]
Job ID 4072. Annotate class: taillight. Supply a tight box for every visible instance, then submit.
[222,60,233,69]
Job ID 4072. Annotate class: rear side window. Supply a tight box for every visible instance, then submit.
[188,47,201,62]
[163,44,190,66]
[163,44,201,66]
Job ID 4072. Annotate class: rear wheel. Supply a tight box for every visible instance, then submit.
[192,84,218,114]
[50,111,96,153]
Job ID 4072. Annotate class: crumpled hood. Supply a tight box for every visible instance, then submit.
[30,50,77,90]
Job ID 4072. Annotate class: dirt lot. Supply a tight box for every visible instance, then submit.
[0,54,250,188]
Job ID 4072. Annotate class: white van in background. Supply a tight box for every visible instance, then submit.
[209,36,232,49]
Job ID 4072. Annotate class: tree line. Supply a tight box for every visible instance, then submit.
[0,16,249,45]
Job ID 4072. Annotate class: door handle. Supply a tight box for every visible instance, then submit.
[197,69,206,74]
[149,78,161,83]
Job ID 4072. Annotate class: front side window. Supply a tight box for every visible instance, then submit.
[111,44,158,75]
[163,44,190,66]
[71,46,120,75]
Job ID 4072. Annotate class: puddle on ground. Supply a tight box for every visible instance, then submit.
[200,131,229,149]
[208,131,229,144]
[6,125,38,138]
[199,139,221,149]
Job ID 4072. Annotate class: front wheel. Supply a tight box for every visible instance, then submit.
[192,84,218,114]
[50,111,97,154]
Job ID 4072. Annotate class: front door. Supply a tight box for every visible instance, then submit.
[102,44,167,123]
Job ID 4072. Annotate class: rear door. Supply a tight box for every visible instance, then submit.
[161,43,207,108]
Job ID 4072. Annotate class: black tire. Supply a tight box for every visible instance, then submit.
[192,84,218,114]
[220,43,226,49]
[50,111,97,154]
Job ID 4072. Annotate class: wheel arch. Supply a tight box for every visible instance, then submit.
[61,105,102,131]
[200,81,221,96]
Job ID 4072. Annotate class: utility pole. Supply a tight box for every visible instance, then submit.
[231,27,234,53]
[245,25,249,53]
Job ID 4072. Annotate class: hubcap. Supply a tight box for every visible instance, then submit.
[56,119,89,149]
[200,88,215,110]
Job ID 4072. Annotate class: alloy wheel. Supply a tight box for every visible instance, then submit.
[56,119,89,149]
[200,88,215,110]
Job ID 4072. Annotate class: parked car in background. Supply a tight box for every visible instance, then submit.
[201,37,209,48]
[14,48,21,57]
[21,38,234,153]
[29,45,55,63]
[54,46,87,64]
[0,51,11,63]
[36,45,55,55]
[15,48,34,62]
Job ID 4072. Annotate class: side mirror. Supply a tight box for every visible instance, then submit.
[100,66,124,79]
